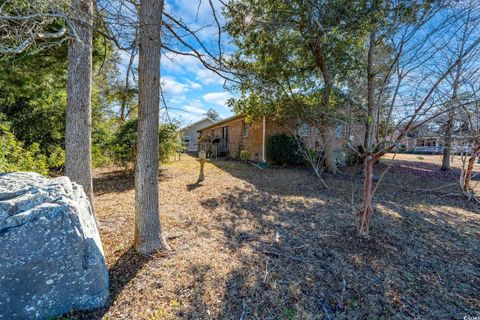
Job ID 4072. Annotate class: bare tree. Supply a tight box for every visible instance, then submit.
[354,1,480,237]
[459,87,480,199]
[441,1,480,171]
[134,0,169,253]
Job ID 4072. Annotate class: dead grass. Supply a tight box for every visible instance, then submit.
[67,154,479,320]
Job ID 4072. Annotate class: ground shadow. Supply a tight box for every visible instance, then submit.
[194,158,480,319]
[93,170,135,196]
[63,247,151,320]
[93,169,171,196]
[186,182,204,191]
[379,158,480,183]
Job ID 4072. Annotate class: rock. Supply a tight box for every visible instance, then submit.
[0,172,109,320]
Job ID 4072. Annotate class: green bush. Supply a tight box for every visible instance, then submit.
[239,150,250,161]
[46,145,65,169]
[111,118,181,168]
[92,121,115,167]
[111,118,138,167]
[0,116,49,175]
[158,124,182,163]
[266,134,304,164]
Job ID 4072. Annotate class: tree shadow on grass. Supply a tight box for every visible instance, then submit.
[186,182,204,191]
[64,247,151,320]
[191,164,480,319]
[93,169,171,196]
[93,170,135,196]
[379,159,480,183]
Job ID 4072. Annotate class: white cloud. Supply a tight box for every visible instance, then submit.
[203,92,232,106]
[183,105,206,115]
[160,76,202,101]
[161,77,189,95]
[169,101,208,124]
[185,79,202,90]
[162,51,224,85]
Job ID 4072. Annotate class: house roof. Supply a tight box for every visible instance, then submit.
[180,117,216,131]
[197,114,244,132]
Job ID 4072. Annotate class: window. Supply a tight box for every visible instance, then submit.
[243,121,249,137]
[297,123,311,137]
[182,135,191,146]
[336,123,346,138]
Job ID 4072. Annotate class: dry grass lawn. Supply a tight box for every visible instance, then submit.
[67,153,479,320]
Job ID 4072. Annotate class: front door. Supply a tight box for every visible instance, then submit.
[222,126,229,151]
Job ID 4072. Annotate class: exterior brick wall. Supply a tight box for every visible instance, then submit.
[198,115,366,162]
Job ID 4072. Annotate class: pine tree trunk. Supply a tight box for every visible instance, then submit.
[66,0,94,206]
[134,0,169,254]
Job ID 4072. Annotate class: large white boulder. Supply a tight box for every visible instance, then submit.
[0,172,109,320]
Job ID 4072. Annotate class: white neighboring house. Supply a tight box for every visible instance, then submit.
[179,118,217,152]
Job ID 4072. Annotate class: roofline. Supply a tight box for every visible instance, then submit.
[180,117,216,131]
[197,114,244,132]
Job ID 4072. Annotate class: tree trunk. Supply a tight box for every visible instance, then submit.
[308,39,337,174]
[358,156,374,237]
[134,0,169,254]
[462,143,480,195]
[197,150,206,182]
[441,111,454,171]
[66,0,94,206]
[322,122,337,174]
[358,31,377,237]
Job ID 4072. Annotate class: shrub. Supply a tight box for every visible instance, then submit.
[158,124,182,163]
[0,115,49,175]
[111,118,137,167]
[266,134,304,164]
[92,121,115,168]
[239,150,250,161]
[111,118,182,168]
[46,145,65,169]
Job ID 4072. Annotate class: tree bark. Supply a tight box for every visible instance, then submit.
[308,40,336,174]
[462,143,480,194]
[322,122,337,174]
[441,111,454,171]
[358,31,377,237]
[134,0,169,254]
[441,66,461,171]
[66,0,94,207]
[358,156,374,237]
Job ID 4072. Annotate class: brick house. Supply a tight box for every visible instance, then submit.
[197,114,365,162]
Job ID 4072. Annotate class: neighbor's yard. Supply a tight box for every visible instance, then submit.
[71,154,479,319]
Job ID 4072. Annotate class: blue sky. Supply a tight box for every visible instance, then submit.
[114,0,234,126]
[160,50,233,125]
[155,0,234,125]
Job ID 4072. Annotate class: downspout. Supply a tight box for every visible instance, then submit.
[262,116,266,162]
